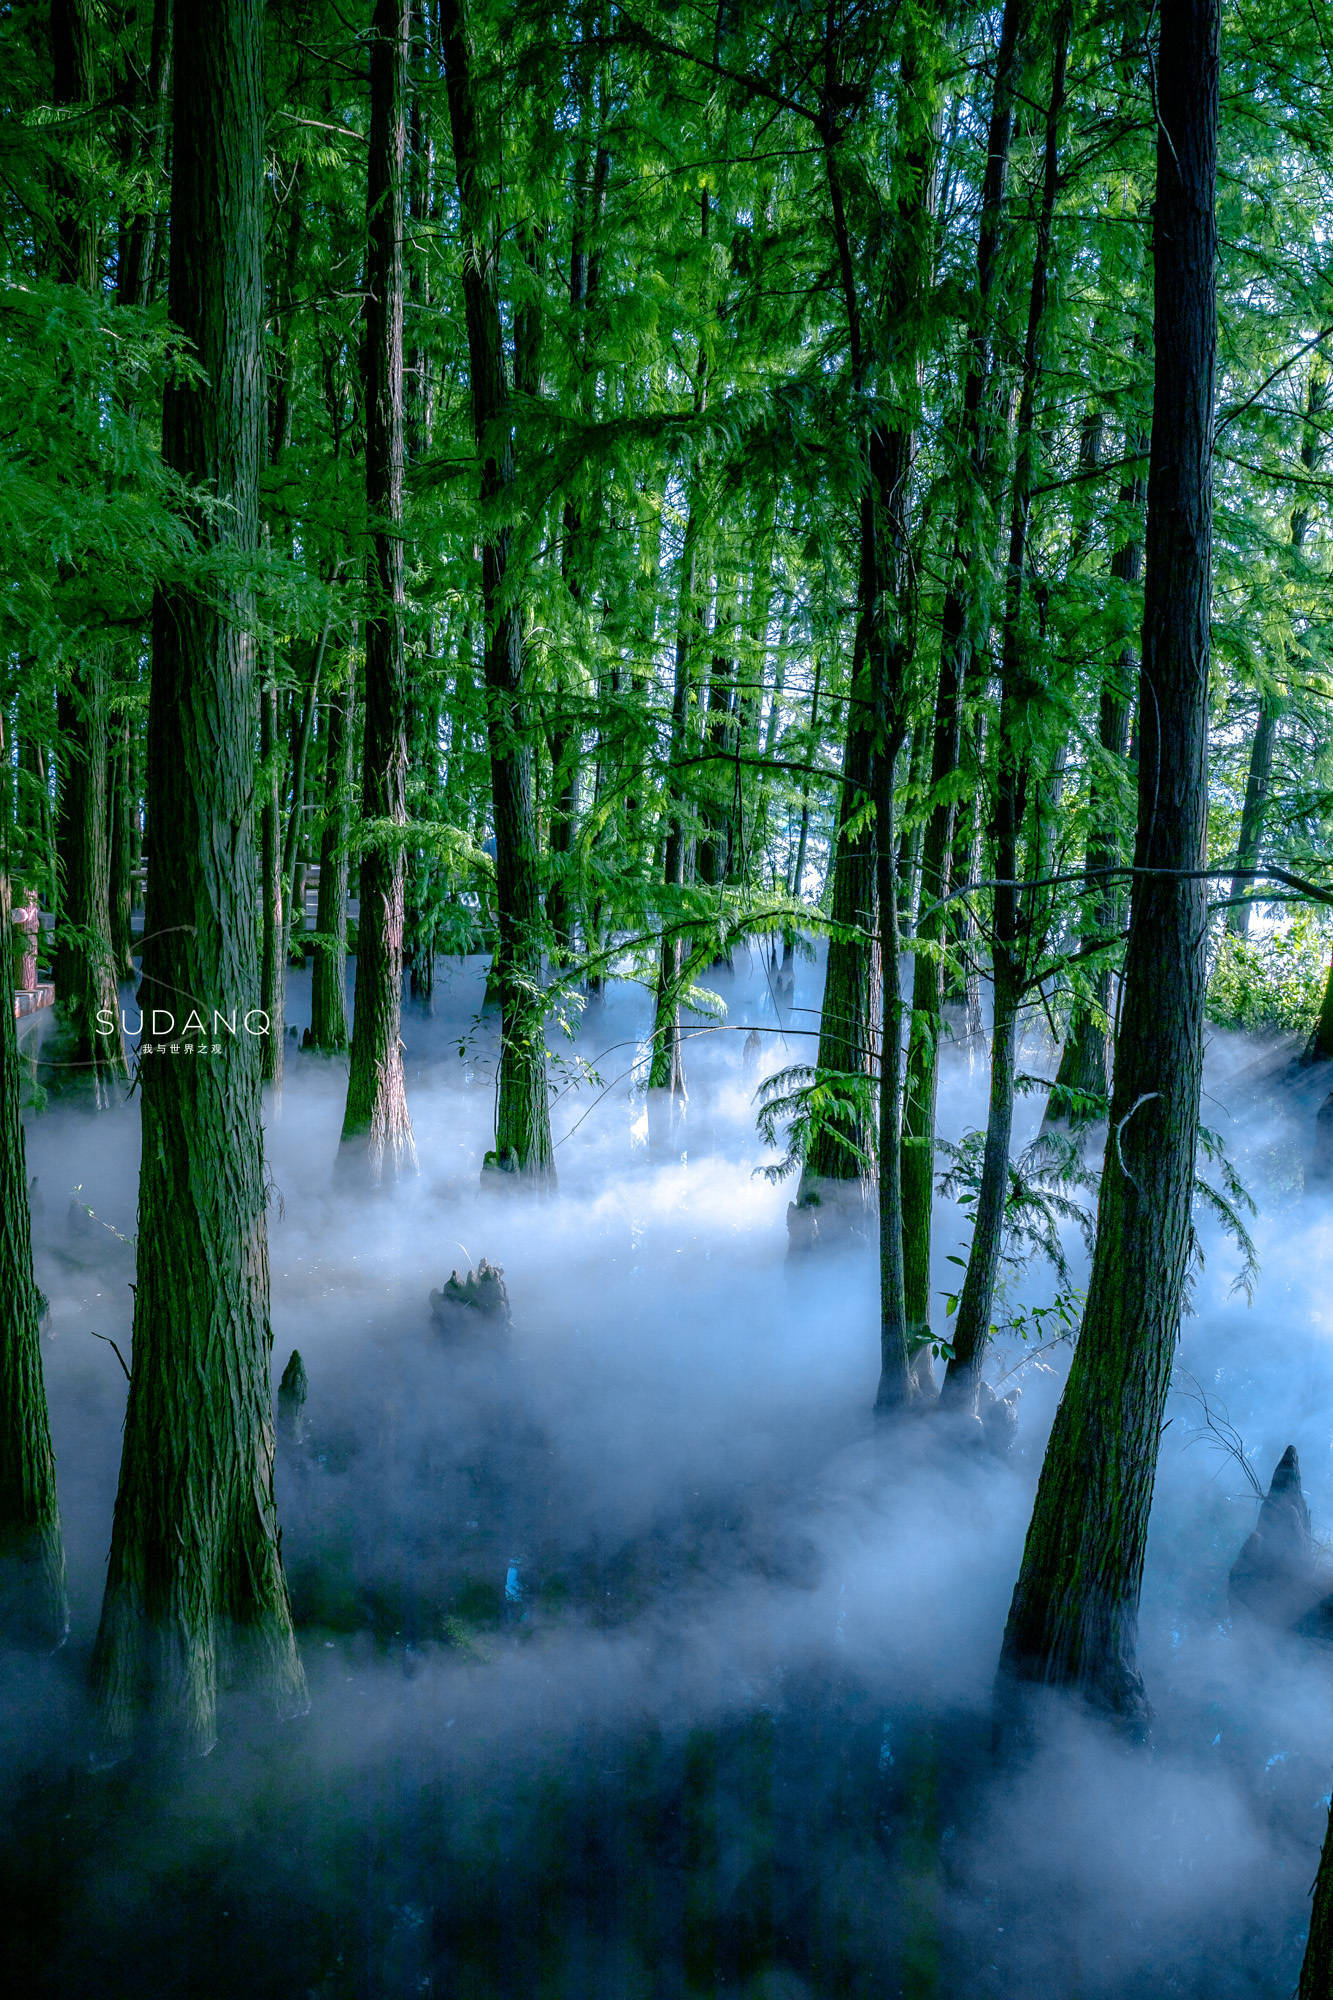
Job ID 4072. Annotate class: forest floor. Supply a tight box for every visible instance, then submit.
[4,947,1333,1998]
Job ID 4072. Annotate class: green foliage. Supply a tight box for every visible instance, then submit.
[937,1130,1099,1298]
[1207,912,1331,1038]
[1191,1125,1260,1307]
[755,1063,877,1183]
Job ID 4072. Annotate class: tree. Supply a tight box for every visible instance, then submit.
[0,873,66,1649]
[308,661,354,1053]
[996,0,1219,1732]
[941,0,1072,1412]
[441,0,555,1185]
[340,0,417,1181]
[900,0,1031,1344]
[48,0,129,1102]
[90,0,306,1756]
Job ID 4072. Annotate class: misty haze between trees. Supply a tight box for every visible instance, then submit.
[8,0,1333,1994]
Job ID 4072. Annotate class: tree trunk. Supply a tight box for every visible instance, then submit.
[259,673,286,1090]
[0,873,66,1648]
[283,636,324,939]
[547,120,610,965]
[697,576,741,895]
[901,614,963,1347]
[901,0,1033,1308]
[49,0,128,1100]
[997,0,1218,1733]
[649,469,705,1139]
[788,657,819,913]
[1046,443,1145,1127]
[340,0,417,1183]
[107,707,136,980]
[15,701,56,911]
[942,0,1071,1412]
[52,661,128,1098]
[308,662,353,1052]
[1228,367,1325,936]
[91,0,306,1757]
[789,695,877,1236]
[441,0,554,1185]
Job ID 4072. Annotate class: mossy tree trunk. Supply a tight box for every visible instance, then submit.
[340,0,417,1182]
[90,0,306,1758]
[259,672,286,1091]
[0,876,66,1649]
[859,3,946,1406]
[997,0,1218,1732]
[441,0,554,1183]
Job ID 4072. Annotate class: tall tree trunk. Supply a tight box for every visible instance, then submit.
[340,0,417,1182]
[789,688,878,1236]
[1227,368,1326,935]
[15,699,56,911]
[648,466,705,1138]
[282,632,326,952]
[935,0,1032,1067]
[113,0,172,317]
[107,707,136,980]
[49,0,128,1099]
[697,576,741,895]
[997,0,1218,1732]
[52,663,128,1097]
[863,0,945,1409]
[900,632,963,1346]
[943,1,1071,1412]
[0,870,66,1649]
[308,661,354,1053]
[441,0,554,1184]
[753,597,791,870]
[91,0,306,1756]
[1047,441,1145,1126]
[787,657,820,915]
[547,120,610,964]
[259,671,286,1090]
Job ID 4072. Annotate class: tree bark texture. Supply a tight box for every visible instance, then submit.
[90,0,306,1756]
[0,879,67,1648]
[1048,448,1144,1126]
[649,476,704,1135]
[997,0,1218,1731]
[107,707,137,980]
[309,668,354,1052]
[259,674,286,1090]
[943,0,1070,1412]
[341,0,417,1182]
[442,0,555,1184]
[53,660,129,1098]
